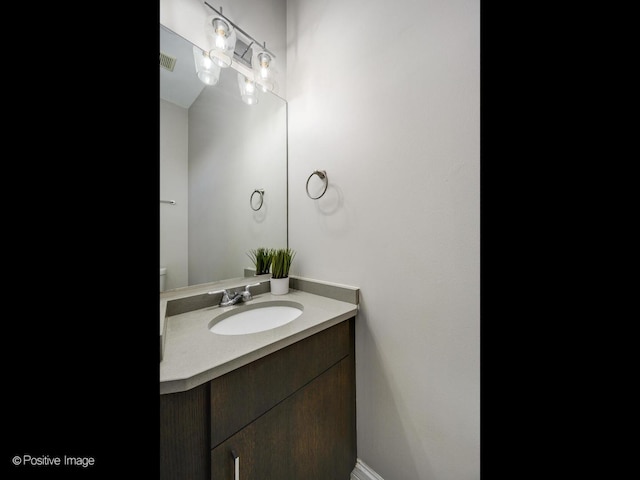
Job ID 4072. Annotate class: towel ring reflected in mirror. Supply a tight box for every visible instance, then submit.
[250,189,264,211]
[306,170,328,199]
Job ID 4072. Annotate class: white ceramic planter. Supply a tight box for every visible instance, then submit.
[270,277,289,295]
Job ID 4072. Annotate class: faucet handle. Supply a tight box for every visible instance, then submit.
[244,282,261,292]
[242,282,261,300]
[208,289,232,302]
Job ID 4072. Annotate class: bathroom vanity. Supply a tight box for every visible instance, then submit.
[159,276,359,479]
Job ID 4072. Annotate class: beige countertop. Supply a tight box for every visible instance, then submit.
[160,284,358,394]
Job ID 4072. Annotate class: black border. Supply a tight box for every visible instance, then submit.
[4,4,160,476]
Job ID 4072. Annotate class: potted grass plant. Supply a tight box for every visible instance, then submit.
[247,247,274,275]
[270,248,296,295]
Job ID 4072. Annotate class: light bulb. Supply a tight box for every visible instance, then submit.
[197,70,219,86]
[206,16,235,67]
[253,51,276,93]
[193,46,221,86]
[258,53,271,77]
[215,32,227,50]
[212,19,229,49]
[238,73,259,105]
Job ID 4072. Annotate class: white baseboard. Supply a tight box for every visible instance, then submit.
[351,458,384,480]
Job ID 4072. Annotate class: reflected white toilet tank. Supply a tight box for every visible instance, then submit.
[160,267,167,292]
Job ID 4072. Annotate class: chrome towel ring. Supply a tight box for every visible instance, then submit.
[250,189,264,211]
[306,170,328,199]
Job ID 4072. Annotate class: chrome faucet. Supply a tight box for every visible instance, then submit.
[208,283,261,307]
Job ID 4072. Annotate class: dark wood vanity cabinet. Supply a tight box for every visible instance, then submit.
[160,318,356,480]
[160,382,210,479]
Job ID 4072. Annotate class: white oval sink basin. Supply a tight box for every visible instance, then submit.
[209,301,304,335]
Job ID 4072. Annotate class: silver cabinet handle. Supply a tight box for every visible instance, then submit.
[231,449,239,480]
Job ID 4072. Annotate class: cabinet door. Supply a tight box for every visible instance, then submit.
[160,382,210,480]
[211,356,356,479]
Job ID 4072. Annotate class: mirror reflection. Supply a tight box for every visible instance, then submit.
[160,25,288,291]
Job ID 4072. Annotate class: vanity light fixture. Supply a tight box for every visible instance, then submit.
[237,73,259,105]
[192,46,222,86]
[204,2,279,98]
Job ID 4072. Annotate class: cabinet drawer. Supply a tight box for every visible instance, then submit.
[210,319,351,448]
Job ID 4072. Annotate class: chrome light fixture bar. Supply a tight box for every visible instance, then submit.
[204,2,277,60]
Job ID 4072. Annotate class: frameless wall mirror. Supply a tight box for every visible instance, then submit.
[160,24,288,291]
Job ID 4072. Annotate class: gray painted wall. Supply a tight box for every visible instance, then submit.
[286,0,480,478]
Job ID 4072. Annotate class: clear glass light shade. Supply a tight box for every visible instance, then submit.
[205,15,236,68]
[252,50,277,93]
[193,46,221,86]
[237,73,259,105]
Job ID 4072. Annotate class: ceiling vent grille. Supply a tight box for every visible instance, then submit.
[159,52,177,72]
